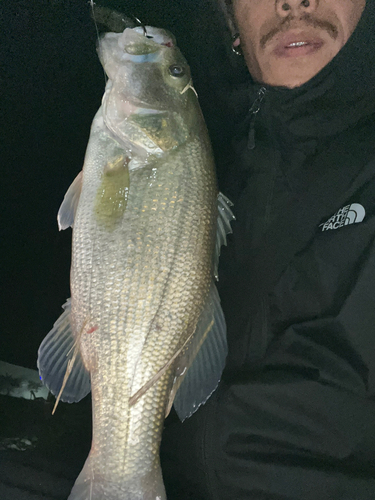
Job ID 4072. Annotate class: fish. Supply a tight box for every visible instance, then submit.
[37,25,234,500]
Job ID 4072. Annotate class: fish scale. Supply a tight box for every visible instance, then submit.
[37,25,232,500]
[68,122,216,497]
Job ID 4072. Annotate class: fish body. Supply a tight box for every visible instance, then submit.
[38,26,233,500]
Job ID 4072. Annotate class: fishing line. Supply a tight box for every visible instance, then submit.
[89,0,108,86]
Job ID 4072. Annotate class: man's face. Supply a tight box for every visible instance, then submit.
[232,0,366,88]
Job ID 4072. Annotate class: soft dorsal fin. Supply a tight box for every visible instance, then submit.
[170,283,227,420]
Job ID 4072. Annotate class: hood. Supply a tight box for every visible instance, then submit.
[234,0,375,147]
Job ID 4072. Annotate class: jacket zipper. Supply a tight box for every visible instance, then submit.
[247,86,267,150]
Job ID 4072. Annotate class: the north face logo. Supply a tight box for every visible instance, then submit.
[320,204,366,231]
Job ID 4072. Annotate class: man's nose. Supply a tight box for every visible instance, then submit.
[276,0,318,17]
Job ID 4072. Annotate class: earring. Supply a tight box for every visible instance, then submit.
[232,33,242,56]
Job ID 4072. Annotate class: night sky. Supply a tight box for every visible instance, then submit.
[1,0,243,370]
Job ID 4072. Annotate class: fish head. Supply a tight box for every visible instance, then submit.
[98,27,201,159]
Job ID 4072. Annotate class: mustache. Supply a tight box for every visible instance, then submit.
[260,14,338,49]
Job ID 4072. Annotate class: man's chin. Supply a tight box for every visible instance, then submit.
[257,62,329,88]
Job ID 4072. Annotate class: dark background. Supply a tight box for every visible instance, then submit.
[0,0,245,370]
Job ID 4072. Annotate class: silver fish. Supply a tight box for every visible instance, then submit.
[38,25,234,500]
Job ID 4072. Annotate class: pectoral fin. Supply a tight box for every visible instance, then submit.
[37,299,91,408]
[57,171,83,230]
[94,155,130,229]
[169,283,227,421]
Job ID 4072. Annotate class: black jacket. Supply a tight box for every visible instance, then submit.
[161,1,375,498]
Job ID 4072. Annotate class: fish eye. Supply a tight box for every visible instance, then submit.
[168,65,185,78]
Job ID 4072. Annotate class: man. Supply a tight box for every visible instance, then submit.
[227,0,365,88]
[161,0,375,499]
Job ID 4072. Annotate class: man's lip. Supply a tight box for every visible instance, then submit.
[272,31,324,57]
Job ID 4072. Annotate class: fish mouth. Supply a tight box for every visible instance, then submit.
[132,26,176,47]
[273,31,324,58]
